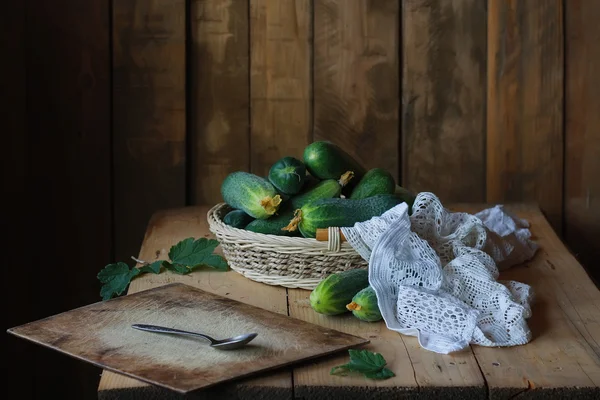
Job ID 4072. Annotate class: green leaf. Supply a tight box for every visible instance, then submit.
[163,262,194,275]
[330,349,394,380]
[97,263,140,301]
[167,237,228,272]
[169,237,220,266]
[138,260,164,274]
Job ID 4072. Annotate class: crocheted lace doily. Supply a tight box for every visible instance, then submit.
[340,192,538,354]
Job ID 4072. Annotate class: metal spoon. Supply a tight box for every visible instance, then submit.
[131,324,258,350]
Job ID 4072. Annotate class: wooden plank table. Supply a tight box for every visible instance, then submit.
[97,204,600,399]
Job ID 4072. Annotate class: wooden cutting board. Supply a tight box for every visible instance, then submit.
[7,283,368,394]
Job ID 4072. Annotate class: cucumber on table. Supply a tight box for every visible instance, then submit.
[303,141,366,194]
[223,209,255,229]
[349,168,396,200]
[245,179,342,236]
[221,172,282,219]
[346,286,382,322]
[283,194,404,238]
[310,269,369,315]
[268,156,306,195]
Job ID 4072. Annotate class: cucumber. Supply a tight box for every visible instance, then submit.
[223,209,255,229]
[221,172,282,219]
[245,179,342,236]
[310,269,369,315]
[268,156,306,195]
[349,168,396,200]
[303,141,366,194]
[284,194,404,238]
[346,286,382,322]
[394,185,417,214]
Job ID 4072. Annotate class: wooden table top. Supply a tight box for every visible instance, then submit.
[97,203,600,399]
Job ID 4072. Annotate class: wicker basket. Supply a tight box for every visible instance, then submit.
[207,203,367,290]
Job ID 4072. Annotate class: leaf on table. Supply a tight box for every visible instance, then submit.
[138,260,164,274]
[97,262,140,301]
[330,349,395,380]
[167,237,228,272]
[163,262,194,275]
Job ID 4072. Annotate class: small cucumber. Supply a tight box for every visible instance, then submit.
[394,185,417,214]
[268,156,306,195]
[246,179,342,236]
[284,194,404,238]
[223,209,255,229]
[310,269,369,315]
[349,168,396,200]
[346,286,382,322]
[303,141,366,194]
[221,172,282,219]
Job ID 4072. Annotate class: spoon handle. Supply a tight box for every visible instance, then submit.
[131,324,214,344]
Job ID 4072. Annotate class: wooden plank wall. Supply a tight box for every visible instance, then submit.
[3,1,600,399]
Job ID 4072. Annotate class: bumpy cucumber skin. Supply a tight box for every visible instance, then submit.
[221,172,281,219]
[268,156,306,195]
[245,205,300,236]
[349,168,396,200]
[245,179,341,236]
[303,141,366,193]
[298,194,403,238]
[223,209,255,229]
[348,286,382,322]
[310,269,369,315]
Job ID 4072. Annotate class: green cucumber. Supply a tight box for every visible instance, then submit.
[284,194,404,238]
[246,179,342,236]
[221,172,282,219]
[223,209,255,229]
[268,156,306,195]
[303,141,366,193]
[346,286,382,322]
[394,185,417,214]
[310,269,369,315]
[349,168,396,200]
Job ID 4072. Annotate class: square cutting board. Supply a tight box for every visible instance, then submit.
[7,283,368,394]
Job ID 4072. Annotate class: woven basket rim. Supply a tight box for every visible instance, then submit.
[207,202,358,252]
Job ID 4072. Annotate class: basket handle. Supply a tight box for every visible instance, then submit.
[315,228,346,242]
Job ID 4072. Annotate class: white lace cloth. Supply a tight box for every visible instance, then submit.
[340,192,539,354]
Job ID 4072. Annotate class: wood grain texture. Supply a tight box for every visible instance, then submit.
[92,204,600,397]
[250,0,311,176]
[565,0,600,286]
[313,0,400,182]
[10,283,366,395]
[113,0,186,262]
[487,0,564,232]
[192,0,250,205]
[98,206,294,399]
[402,0,487,203]
[288,289,485,399]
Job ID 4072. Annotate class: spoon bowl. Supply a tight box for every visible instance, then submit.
[131,324,258,350]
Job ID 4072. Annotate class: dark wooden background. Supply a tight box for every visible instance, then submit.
[3,0,599,398]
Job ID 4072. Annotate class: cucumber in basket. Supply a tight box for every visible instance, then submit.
[245,179,342,236]
[223,209,255,229]
[268,156,306,195]
[221,172,282,219]
[303,141,366,194]
[349,168,396,200]
[283,194,404,238]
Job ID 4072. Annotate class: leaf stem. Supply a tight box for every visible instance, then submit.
[131,256,147,265]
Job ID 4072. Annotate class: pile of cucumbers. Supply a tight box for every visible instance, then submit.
[220,141,416,238]
[310,269,382,322]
